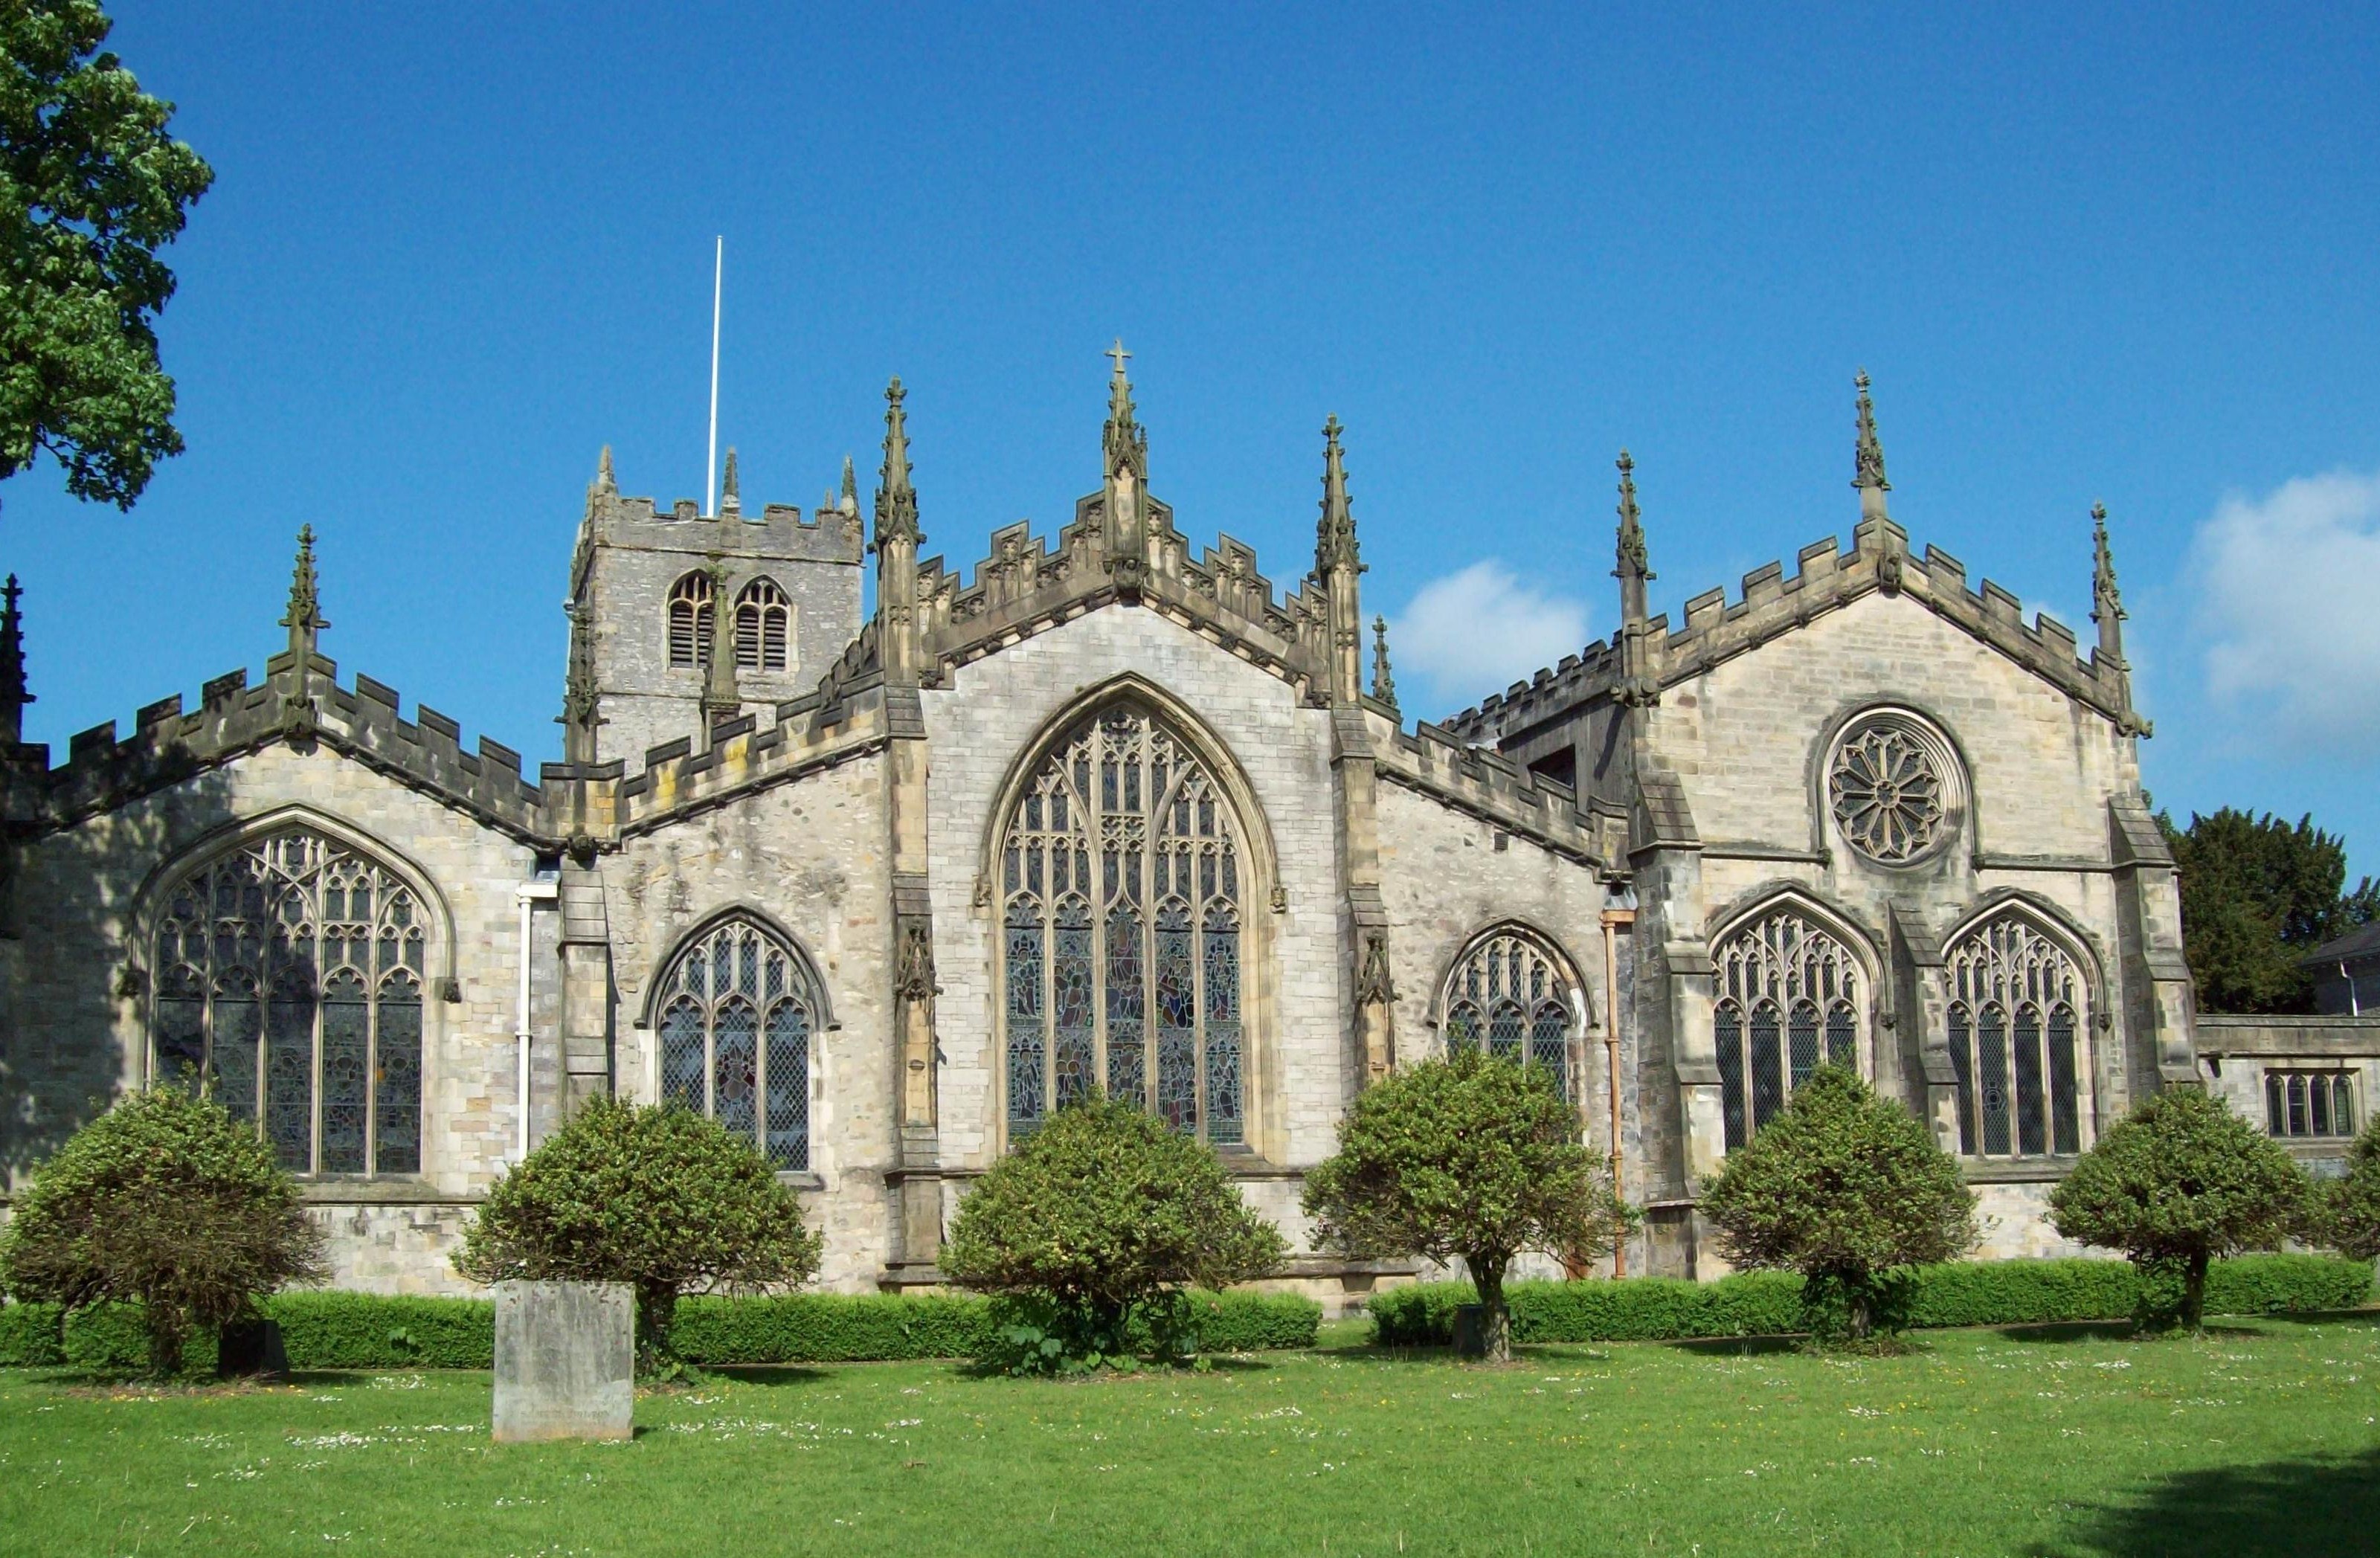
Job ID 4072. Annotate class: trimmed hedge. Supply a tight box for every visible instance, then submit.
[1368,1255,2376,1346]
[0,1287,1321,1372]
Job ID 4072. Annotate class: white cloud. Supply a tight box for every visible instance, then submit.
[1391,560,1592,712]
[2196,470,2380,756]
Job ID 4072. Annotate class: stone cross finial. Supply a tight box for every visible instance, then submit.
[1102,340,1147,481]
[840,454,858,517]
[1316,415,1360,575]
[0,573,31,746]
[875,377,922,550]
[280,525,329,658]
[1371,614,1398,712]
[719,446,740,515]
[1853,370,1891,520]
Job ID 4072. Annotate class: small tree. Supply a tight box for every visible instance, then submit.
[2050,1087,2310,1332]
[452,1098,820,1371]
[0,1087,325,1374]
[941,1098,1284,1370]
[2314,1116,2380,1262]
[1699,1066,1976,1344]
[1302,1050,1633,1364]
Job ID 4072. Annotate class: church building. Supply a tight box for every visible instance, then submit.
[0,353,2223,1298]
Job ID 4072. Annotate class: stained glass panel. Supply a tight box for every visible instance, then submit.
[714,999,759,1142]
[1709,907,1865,1147]
[654,918,825,1165]
[764,1000,810,1169]
[1106,906,1145,1104]
[1749,1002,1784,1131]
[1978,1006,2011,1155]
[1949,1005,1976,1154]
[1054,902,1095,1111]
[2048,1004,2079,1153]
[661,998,707,1112]
[2013,1005,2046,1156]
[1717,1002,1747,1152]
[1946,916,2090,1159]
[319,970,370,1174]
[375,971,422,1173]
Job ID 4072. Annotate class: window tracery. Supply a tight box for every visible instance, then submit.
[1441,930,1578,1101]
[654,917,820,1171]
[1945,915,2087,1158]
[1827,711,1958,865]
[1000,704,1245,1145]
[1711,907,1865,1150]
[151,827,427,1175]
[667,572,716,669]
[734,579,790,672]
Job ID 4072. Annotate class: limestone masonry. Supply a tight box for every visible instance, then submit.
[4,356,2371,1305]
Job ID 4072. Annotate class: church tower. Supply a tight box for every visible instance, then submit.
[563,445,866,765]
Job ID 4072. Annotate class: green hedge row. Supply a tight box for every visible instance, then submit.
[0,1287,1322,1372]
[1368,1255,2376,1346]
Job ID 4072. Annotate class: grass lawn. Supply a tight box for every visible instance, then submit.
[2,1316,2376,1557]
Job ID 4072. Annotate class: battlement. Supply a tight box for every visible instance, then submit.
[583,485,865,565]
[1372,712,1626,867]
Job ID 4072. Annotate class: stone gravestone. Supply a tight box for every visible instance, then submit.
[492,1281,634,1443]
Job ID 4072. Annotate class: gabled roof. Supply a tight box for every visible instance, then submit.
[2304,920,2380,967]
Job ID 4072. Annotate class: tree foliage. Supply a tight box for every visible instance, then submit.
[1,0,213,513]
[451,1098,820,1372]
[2049,1087,2310,1332]
[2160,808,2378,1014]
[0,1087,324,1374]
[941,1098,1284,1372]
[1302,1050,1633,1363]
[2316,1116,2380,1263]
[1698,1066,1976,1343]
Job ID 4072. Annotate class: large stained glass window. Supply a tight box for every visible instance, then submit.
[1441,930,1579,1102]
[151,827,427,1175]
[1946,915,2088,1159]
[1000,704,1246,1145]
[1711,907,1864,1151]
[654,917,820,1170]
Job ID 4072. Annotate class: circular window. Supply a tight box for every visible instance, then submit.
[1828,712,1959,864]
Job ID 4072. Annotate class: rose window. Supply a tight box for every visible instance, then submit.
[1829,724,1946,862]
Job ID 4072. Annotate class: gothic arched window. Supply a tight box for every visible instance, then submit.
[1711,906,1865,1151]
[151,827,428,1175]
[1946,915,2088,1158]
[1441,930,1580,1101]
[734,579,790,672]
[1000,704,1247,1145]
[667,572,716,669]
[652,917,821,1171]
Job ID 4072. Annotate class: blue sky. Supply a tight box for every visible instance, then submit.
[7,3,2379,876]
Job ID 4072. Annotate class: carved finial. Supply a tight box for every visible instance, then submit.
[280,525,328,657]
[875,377,922,550]
[1316,415,1360,574]
[559,598,604,759]
[0,573,32,745]
[595,445,616,495]
[1102,339,1147,481]
[1371,614,1398,712]
[701,558,739,720]
[1614,448,1653,576]
[840,454,858,517]
[2090,500,2132,687]
[1853,370,1891,518]
[719,446,740,515]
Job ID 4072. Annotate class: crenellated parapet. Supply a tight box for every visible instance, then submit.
[1373,713,1628,868]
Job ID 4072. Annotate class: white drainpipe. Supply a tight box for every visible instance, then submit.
[515,878,559,1162]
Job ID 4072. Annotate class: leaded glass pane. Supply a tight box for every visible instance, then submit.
[375,971,422,1174]
[1053,901,1096,1112]
[1441,930,1580,1103]
[715,998,759,1142]
[1105,905,1145,1104]
[1709,907,1865,1141]
[1717,1002,1747,1152]
[2266,1072,2286,1136]
[2289,1075,2308,1136]
[1749,1002,1784,1131]
[1006,917,1046,1133]
[1949,1005,1976,1154]
[2312,1072,2332,1136]
[1203,904,1242,1141]
[212,976,261,1125]
[320,970,370,1174]
[1488,1001,1526,1064]
[1826,1002,1856,1069]
[266,964,315,1171]
[2013,1005,2045,1156]
[1529,1005,1569,1101]
[2048,1005,2079,1153]
[1447,1001,1484,1054]
[661,998,706,1112]
[2336,1077,2355,1138]
[157,965,208,1093]
[1978,1006,2011,1156]
[1787,1000,1821,1089]
[1156,904,1196,1132]
[765,1000,810,1169]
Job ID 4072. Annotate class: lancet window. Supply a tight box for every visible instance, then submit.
[667,572,716,669]
[151,827,427,1175]
[1000,704,1247,1145]
[2265,1072,2356,1139]
[735,579,790,672]
[1945,915,2088,1158]
[1442,930,1578,1101]
[1711,907,1865,1151]
[654,917,820,1171]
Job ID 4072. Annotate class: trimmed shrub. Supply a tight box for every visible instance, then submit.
[452,1098,820,1372]
[1367,1255,2371,1346]
[669,1293,991,1365]
[1188,1290,1322,1352]
[943,1098,1285,1372]
[2318,1116,2380,1260]
[0,1088,326,1374]
[1305,1050,1633,1362]
[0,1302,65,1366]
[265,1293,494,1371]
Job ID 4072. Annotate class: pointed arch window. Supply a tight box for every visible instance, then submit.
[653,917,821,1170]
[667,572,716,669]
[1441,930,1580,1101]
[999,704,1246,1145]
[151,827,428,1175]
[1946,915,2088,1159]
[1711,906,1865,1151]
[734,578,791,672]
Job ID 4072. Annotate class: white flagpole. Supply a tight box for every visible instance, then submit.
[706,236,723,517]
